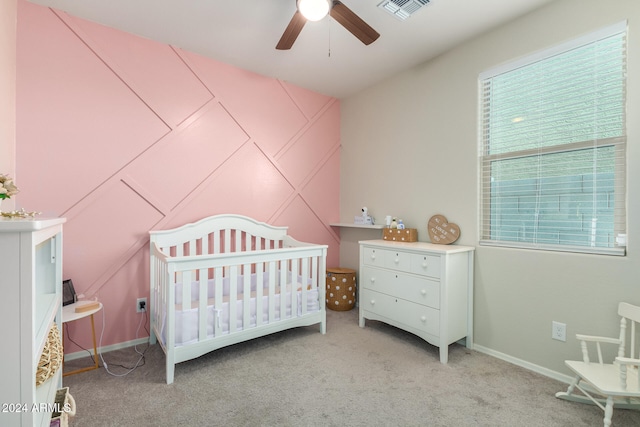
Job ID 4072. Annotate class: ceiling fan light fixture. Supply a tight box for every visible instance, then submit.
[297,0,332,22]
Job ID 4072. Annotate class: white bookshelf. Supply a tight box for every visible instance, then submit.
[0,217,66,426]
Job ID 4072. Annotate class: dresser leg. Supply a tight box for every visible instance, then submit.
[439,346,449,364]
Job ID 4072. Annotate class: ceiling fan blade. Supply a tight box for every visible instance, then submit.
[330,1,380,46]
[276,10,307,50]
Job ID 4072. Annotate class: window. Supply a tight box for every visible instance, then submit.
[479,22,627,255]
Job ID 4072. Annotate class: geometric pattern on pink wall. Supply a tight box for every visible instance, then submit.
[16,0,340,350]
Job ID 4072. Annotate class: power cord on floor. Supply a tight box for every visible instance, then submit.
[97,304,151,377]
[64,322,97,366]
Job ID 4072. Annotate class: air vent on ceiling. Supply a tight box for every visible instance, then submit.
[378,0,430,21]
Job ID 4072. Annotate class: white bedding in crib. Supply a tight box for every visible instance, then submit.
[159,273,320,347]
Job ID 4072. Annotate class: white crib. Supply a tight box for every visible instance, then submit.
[149,214,327,384]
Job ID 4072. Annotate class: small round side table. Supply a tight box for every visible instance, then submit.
[62,301,103,376]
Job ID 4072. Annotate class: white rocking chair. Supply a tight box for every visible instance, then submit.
[556,302,640,427]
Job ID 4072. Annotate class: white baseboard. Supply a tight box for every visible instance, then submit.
[64,337,150,362]
[473,344,575,385]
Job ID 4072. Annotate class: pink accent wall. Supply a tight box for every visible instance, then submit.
[16,0,340,353]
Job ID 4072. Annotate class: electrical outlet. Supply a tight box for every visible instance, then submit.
[552,321,566,342]
[136,297,147,313]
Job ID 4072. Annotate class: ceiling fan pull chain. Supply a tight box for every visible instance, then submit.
[328,16,331,57]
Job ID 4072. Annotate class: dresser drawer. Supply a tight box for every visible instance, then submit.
[383,249,411,271]
[361,289,440,337]
[362,246,385,268]
[360,267,440,309]
[410,253,441,279]
[362,247,411,271]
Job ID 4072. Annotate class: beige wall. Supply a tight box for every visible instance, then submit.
[0,0,17,212]
[340,0,640,378]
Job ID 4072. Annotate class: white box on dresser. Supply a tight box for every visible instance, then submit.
[358,239,474,364]
[0,217,66,426]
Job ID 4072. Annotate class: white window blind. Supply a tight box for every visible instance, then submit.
[479,22,627,255]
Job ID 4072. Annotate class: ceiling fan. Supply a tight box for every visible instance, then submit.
[276,0,380,50]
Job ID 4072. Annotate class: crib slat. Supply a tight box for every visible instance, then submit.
[300,257,309,315]
[224,229,231,276]
[229,265,238,334]
[311,256,318,298]
[280,260,287,320]
[291,258,309,315]
[175,244,183,286]
[243,263,251,330]
[201,234,209,255]
[292,257,300,317]
[318,248,327,334]
[188,239,198,330]
[166,264,176,383]
[268,261,276,323]
[256,262,264,326]
[213,230,220,254]
[245,232,252,252]
[161,259,168,338]
[198,268,207,341]
[224,228,231,253]
[182,270,192,311]
[161,260,168,338]
[214,266,223,337]
[235,229,242,253]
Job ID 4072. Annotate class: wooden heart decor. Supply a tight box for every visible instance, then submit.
[427,214,460,245]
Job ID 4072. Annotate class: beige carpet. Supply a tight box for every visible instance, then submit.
[62,308,640,426]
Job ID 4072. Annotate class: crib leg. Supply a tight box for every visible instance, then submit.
[166,351,175,384]
[320,310,326,334]
[166,362,175,384]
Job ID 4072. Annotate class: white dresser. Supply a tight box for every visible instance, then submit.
[358,239,474,363]
[0,217,66,426]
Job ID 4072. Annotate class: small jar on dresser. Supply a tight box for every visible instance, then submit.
[358,239,475,364]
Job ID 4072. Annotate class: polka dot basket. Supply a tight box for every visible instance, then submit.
[326,268,356,311]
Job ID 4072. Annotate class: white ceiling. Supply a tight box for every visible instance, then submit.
[27,0,555,99]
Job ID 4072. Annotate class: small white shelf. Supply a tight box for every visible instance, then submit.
[330,223,385,229]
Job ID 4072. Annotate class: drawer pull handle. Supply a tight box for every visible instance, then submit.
[422,262,428,268]
[421,289,427,296]
[370,277,376,284]
[370,254,376,261]
[420,316,427,322]
[370,300,376,305]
